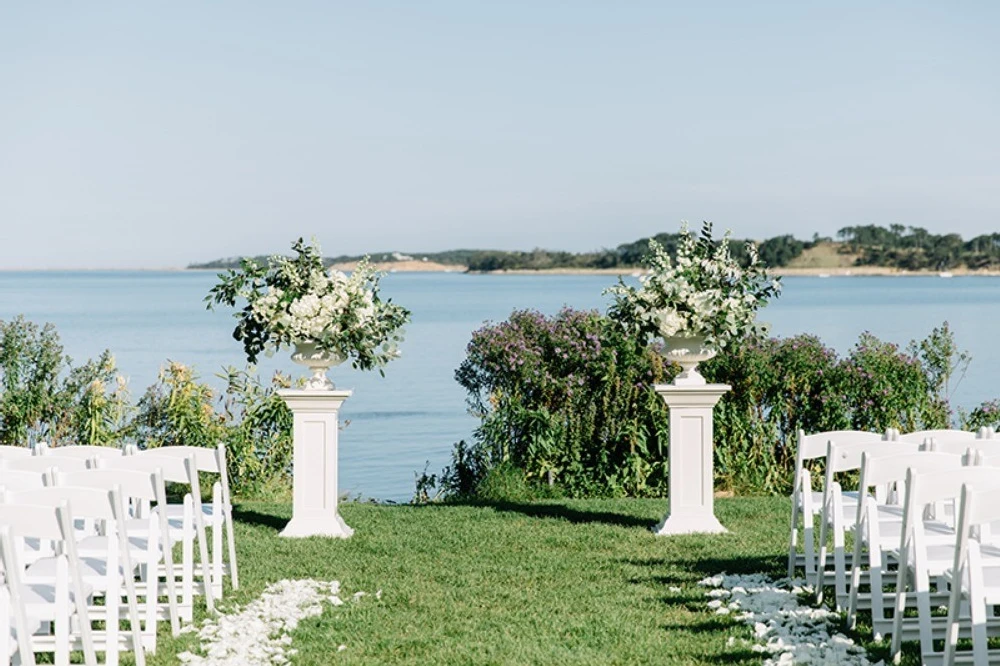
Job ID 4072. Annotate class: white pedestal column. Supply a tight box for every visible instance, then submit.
[653,383,731,535]
[278,389,354,539]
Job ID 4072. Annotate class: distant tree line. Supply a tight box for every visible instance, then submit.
[837,224,1000,271]
[190,224,1000,272]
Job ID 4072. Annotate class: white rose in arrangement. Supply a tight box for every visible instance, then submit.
[207,238,411,371]
[606,221,781,349]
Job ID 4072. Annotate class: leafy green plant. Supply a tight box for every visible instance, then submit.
[0,316,66,445]
[52,351,133,446]
[447,307,981,499]
[451,308,672,499]
[218,366,294,498]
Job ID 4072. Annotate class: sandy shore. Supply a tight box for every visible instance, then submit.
[332,261,1000,277]
[329,259,466,273]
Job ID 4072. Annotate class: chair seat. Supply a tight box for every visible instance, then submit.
[843,503,904,527]
[867,519,954,547]
[20,581,94,620]
[803,490,860,514]
[161,503,223,525]
[8,619,43,652]
[76,533,162,562]
[125,516,194,542]
[895,543,1000,577]
[25,555,134,592]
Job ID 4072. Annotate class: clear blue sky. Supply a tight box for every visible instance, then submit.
[2,2,997,268]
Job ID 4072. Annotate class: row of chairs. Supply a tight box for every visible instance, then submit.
[0,442,239,665]
[789,427,1000,664]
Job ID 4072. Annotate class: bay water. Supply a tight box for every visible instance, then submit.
[1,271,997,502]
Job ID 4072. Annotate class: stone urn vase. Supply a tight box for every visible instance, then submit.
[291,341,347,390]
[662,334,717,386]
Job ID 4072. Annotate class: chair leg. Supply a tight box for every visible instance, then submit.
[834,526,848,611]
[803,517,817,577]
[815,509,831,603]
[788,499,800,579]
[225,506,239,591]
[182,510,195,622]
[213,515,224,599]
[106,578,121,666]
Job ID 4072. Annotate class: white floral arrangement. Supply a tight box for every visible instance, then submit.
[607,222,781,349]
[207,238,410,371]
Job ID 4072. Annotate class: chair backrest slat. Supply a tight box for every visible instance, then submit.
[146,445,223,474]
[897,429,977,443]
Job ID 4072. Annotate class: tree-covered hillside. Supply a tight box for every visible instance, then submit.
[190,224,1000,272]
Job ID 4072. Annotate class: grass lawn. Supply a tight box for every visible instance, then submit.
[139,496,805,665]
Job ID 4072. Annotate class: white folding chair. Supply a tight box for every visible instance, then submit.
[0,502,98,666]
[5,486,147,666]
[55,467,182,650]
[99,453,216,617]
[141,444,238,597]
[943,482,1000,665]
[845,450,963,633]
[888,465,1000,665]
[788,429,885,578]
[815,439,922,607]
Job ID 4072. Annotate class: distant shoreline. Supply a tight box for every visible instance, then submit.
[5,264,1000,277]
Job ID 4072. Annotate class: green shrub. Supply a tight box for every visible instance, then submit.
[452,308,672,499]
[447,309,977,499]
[131,362,293,497]
[0,316,66,445]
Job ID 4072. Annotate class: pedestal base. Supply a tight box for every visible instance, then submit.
[654,382,732,537]
[653,511,727,536]
[278,388,354,540]
[280,512,354,539]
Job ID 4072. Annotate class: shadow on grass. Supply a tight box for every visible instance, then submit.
[232,505,289,532]
[446,499,655,529]
[629,554,784,580]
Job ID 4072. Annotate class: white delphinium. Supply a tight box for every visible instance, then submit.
[606,221,781,349]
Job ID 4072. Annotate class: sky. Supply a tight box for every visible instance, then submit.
[1,2,998,269]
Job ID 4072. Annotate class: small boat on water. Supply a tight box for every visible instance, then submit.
[939,271,954,278]
[818,273,831,278]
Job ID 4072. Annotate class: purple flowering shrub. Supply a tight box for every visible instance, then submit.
[963,400,1000,431]
[448,310,972,499]
[453,308,672,497]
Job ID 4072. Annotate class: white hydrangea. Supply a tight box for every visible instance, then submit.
[605,222,781,349]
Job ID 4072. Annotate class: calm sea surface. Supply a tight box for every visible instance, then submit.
[1,271,998,501]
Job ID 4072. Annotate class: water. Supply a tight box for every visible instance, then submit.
[1,271,998,502]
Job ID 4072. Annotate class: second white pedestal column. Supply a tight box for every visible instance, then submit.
[278,389,354,539]
[653,383,731,536]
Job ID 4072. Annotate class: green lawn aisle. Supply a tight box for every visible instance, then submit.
[148,496,856,666]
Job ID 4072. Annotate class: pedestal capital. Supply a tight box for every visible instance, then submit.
[278,389,353,413]
[653,383,731,409]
